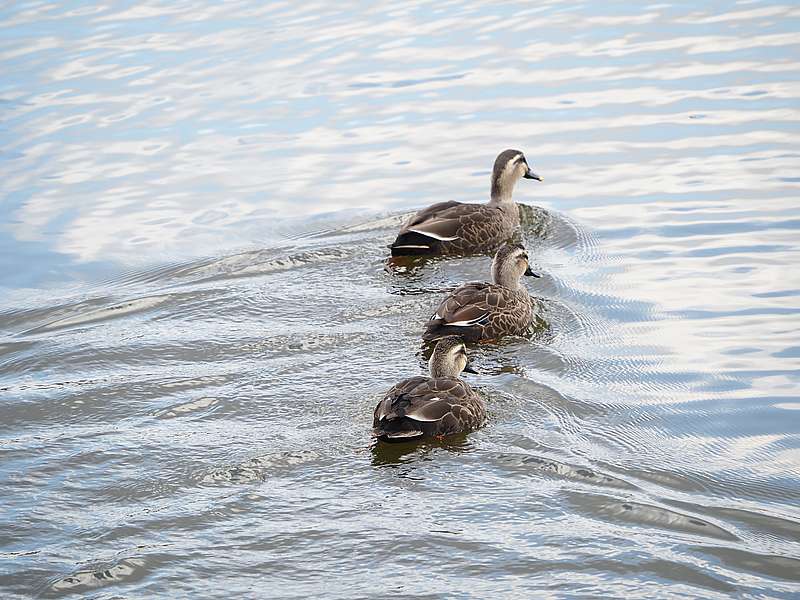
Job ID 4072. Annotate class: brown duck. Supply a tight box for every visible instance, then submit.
[372,336,485,442]
[389,149,542,256]
[423,242,540,343]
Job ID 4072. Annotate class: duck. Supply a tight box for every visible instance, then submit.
[423,242,540,343]
[372,336,485,442]
[389,149,541,257]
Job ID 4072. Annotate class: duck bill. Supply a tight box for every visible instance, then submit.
[524,266,541,277]
[524,169,542,181]
[462,362,479,374]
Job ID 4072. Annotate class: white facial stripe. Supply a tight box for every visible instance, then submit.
[503,156,525,178]
[501,249,523,262]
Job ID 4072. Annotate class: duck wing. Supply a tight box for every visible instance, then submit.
[392,202,514,256]
[390,202,467,255]
[373,376,428,422]
[431,282,496,326]
[400,201,463,240]
[405,202,513,242]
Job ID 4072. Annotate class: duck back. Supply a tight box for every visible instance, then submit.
[373,376,485,442]
[424,282,534,342]
[391,202,519,256]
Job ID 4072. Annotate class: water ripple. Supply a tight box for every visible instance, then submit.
[1,1,799,598]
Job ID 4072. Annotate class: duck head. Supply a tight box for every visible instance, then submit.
[490,149,541,203]
[491,242,540,289]
[429,336,476,378]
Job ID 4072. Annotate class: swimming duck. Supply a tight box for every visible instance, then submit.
[372,336,485,442]
[389,149,541,256]
[423,242,540,343]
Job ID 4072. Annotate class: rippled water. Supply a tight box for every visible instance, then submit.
[2,1,800,598]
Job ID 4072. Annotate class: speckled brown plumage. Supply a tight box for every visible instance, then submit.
[372,376,485,441]
[390,201,521,256]
[423,282,535,342]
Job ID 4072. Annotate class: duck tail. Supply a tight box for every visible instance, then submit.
[373,419,426,442]
[390,231,440,256]
[423,321,480,343]
[422,320,446,341]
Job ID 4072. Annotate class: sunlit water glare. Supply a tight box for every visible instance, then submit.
[1,2,799,598]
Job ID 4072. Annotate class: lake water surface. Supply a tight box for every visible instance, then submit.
[1,1,800,598]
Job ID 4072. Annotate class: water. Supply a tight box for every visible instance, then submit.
[1,1,799,597]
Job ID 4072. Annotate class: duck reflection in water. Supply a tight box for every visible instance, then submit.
[370,434,474,467]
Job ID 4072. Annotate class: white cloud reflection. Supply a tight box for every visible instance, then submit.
[0,1,798,268]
